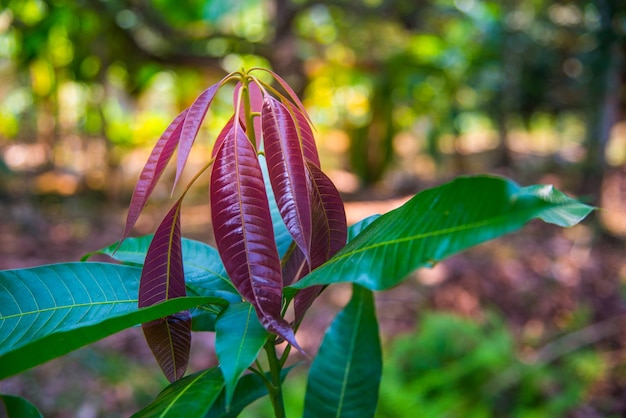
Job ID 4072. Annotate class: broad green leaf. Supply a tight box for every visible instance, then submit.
[347,215,380,242]
[215,303,268,406]
[84,235,239,300]
[0,394,43,418]
[291,176,594,291]
[133,367,224,418]
[0,262,224,379]
[139,199,190,382]
[207,367,294,418]
[304,285,381,418]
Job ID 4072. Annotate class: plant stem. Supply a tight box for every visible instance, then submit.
[264,338,286,418]
[242,75,257,149]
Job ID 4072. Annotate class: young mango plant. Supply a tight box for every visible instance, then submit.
[0,68,594,417]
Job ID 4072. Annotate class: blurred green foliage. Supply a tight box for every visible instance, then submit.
[376,312,607,418]
[0,0,624,193]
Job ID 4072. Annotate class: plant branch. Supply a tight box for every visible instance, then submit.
[264,337,286,418]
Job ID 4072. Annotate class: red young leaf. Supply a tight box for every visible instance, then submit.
[142,311,192,383]
[122,109,189,241]
[305,162,347,268]
[262,96,312,264]
[211,115,236,159]
[256,68,312,125]
[139,198,190,382]
[210,123,302,351]
[293,162,347,323]
[282,244,308,287]
[175,77,227,189]
[139,199,186,307]
[234,81,264,144]
[285,101,320,167]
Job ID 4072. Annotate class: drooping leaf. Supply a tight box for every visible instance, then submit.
[84,235,239,300]
[139,200,186,307]
[139,199,190,382]
[262,95,312,262]
[176,78,226,189]
[209,123,301,350]
[122,109,189,241]
[215,302,268,406]
[285,101,320,167]
[292,162,348,323]
[206,367,294,418]
[211,115,236,159]
[0,394,43,418]
[255,68,312,125]
[0,261,222,379]
[291,176,594,292]
[133,367,225,418]
[303,285,381,418]
[305,162,347,269]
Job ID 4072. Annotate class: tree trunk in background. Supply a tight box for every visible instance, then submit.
[580,0,624,200]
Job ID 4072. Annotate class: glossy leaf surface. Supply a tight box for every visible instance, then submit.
[292,162,348,322]
[85,235,239,300]
[286,101,320,167]
[262,96,312,261]
[122,109,188,240]
[207,367,293,418]
[139,199,190,382]
[176,79,224,188]
[292,176,594,291]
[304,285,381,418]
[133,367,224,418]
[215,302,268,406]
[0,262,220,379]
[209,124,299,349]
[139,200,185,308]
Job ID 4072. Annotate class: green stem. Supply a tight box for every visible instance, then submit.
[242,75,258,149]
[264,338,286,418]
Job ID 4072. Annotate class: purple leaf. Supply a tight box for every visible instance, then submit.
[175,77,227,190]
[262,96,312,264]
[211,115,236,159]
[258,69,312,125]
[285,101,320,167]
[122,109,189,241]
[210,123,303,352]
[141,311,192,383]
[293,162,347,323]
[139,199,186,307]
[139,198,191,382]
[282,244,308,287]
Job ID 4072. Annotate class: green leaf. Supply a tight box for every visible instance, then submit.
[291,176,594,291]
[133,367,224,418]
[207,367,294,418]
[85,235,240,300]
[215,303,268,407]
[0,262,225,379]
[0,394,43,418]
[304,285,381,418]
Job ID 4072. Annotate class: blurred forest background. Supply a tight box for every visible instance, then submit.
[1,0,626,417]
